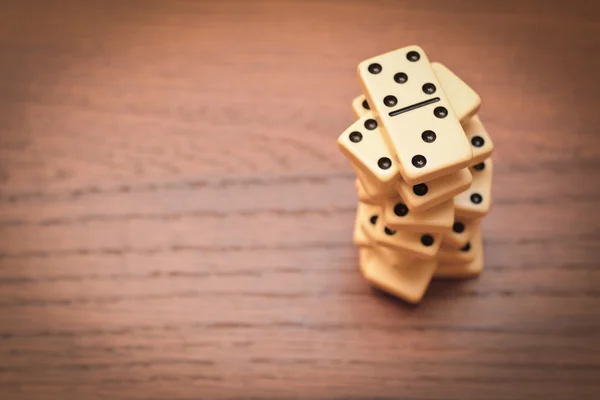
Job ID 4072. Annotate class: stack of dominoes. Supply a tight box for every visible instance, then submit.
[337,45,494,304]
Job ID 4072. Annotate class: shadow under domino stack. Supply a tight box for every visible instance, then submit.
[338,45,494,304]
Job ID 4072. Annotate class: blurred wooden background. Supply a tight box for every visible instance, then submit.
[1,0,599,399]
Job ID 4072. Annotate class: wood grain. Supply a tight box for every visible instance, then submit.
[1,0,600,399]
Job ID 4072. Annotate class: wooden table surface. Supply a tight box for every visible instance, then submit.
[1,1,599,399]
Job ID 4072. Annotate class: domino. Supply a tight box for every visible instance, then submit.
[352,95,371,118]
[359,246,437,304]
[358,247,370,275]
[442,218,479,249]
[463,115,494,165]
[353,205,371,248]
[357,45,473,184]
[367,242,405,266]
[394,167,472,212]
[359,202,442,260]
[435,225,484,279]
[382,195,454,233]
[355,179,372,203]
[430,62,481,122]
[455,158,493,219]
[354,168,391,204]
[337,112,400,185]
[352,62,480,122]
[437,226,479,264]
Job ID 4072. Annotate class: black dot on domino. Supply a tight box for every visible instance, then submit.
[378,157,392,170]
[473,162,486,171]
[461,242,471,252]
[471,136,485,147]
[422,83,436,94]
[384,227,396,235]
[364,119,378,130]
[407,51,420,62]
[394,72,408,83]
[349,131,362,143]
[434,106,448,118]
[453,222,465,233]
[421,234,434,246]
[413,183,428,196]
[394,202,409,217]
[470,193,483,204]
[368,63,382,74]
[411,155,427,168]
[421,130,436,143]
[362,99,370,110]
[383,95,397,107]
[370,215,378,225]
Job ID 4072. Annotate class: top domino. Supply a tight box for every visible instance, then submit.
[358,45,475,185]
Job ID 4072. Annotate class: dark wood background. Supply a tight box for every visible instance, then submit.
[1,1,599,399]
